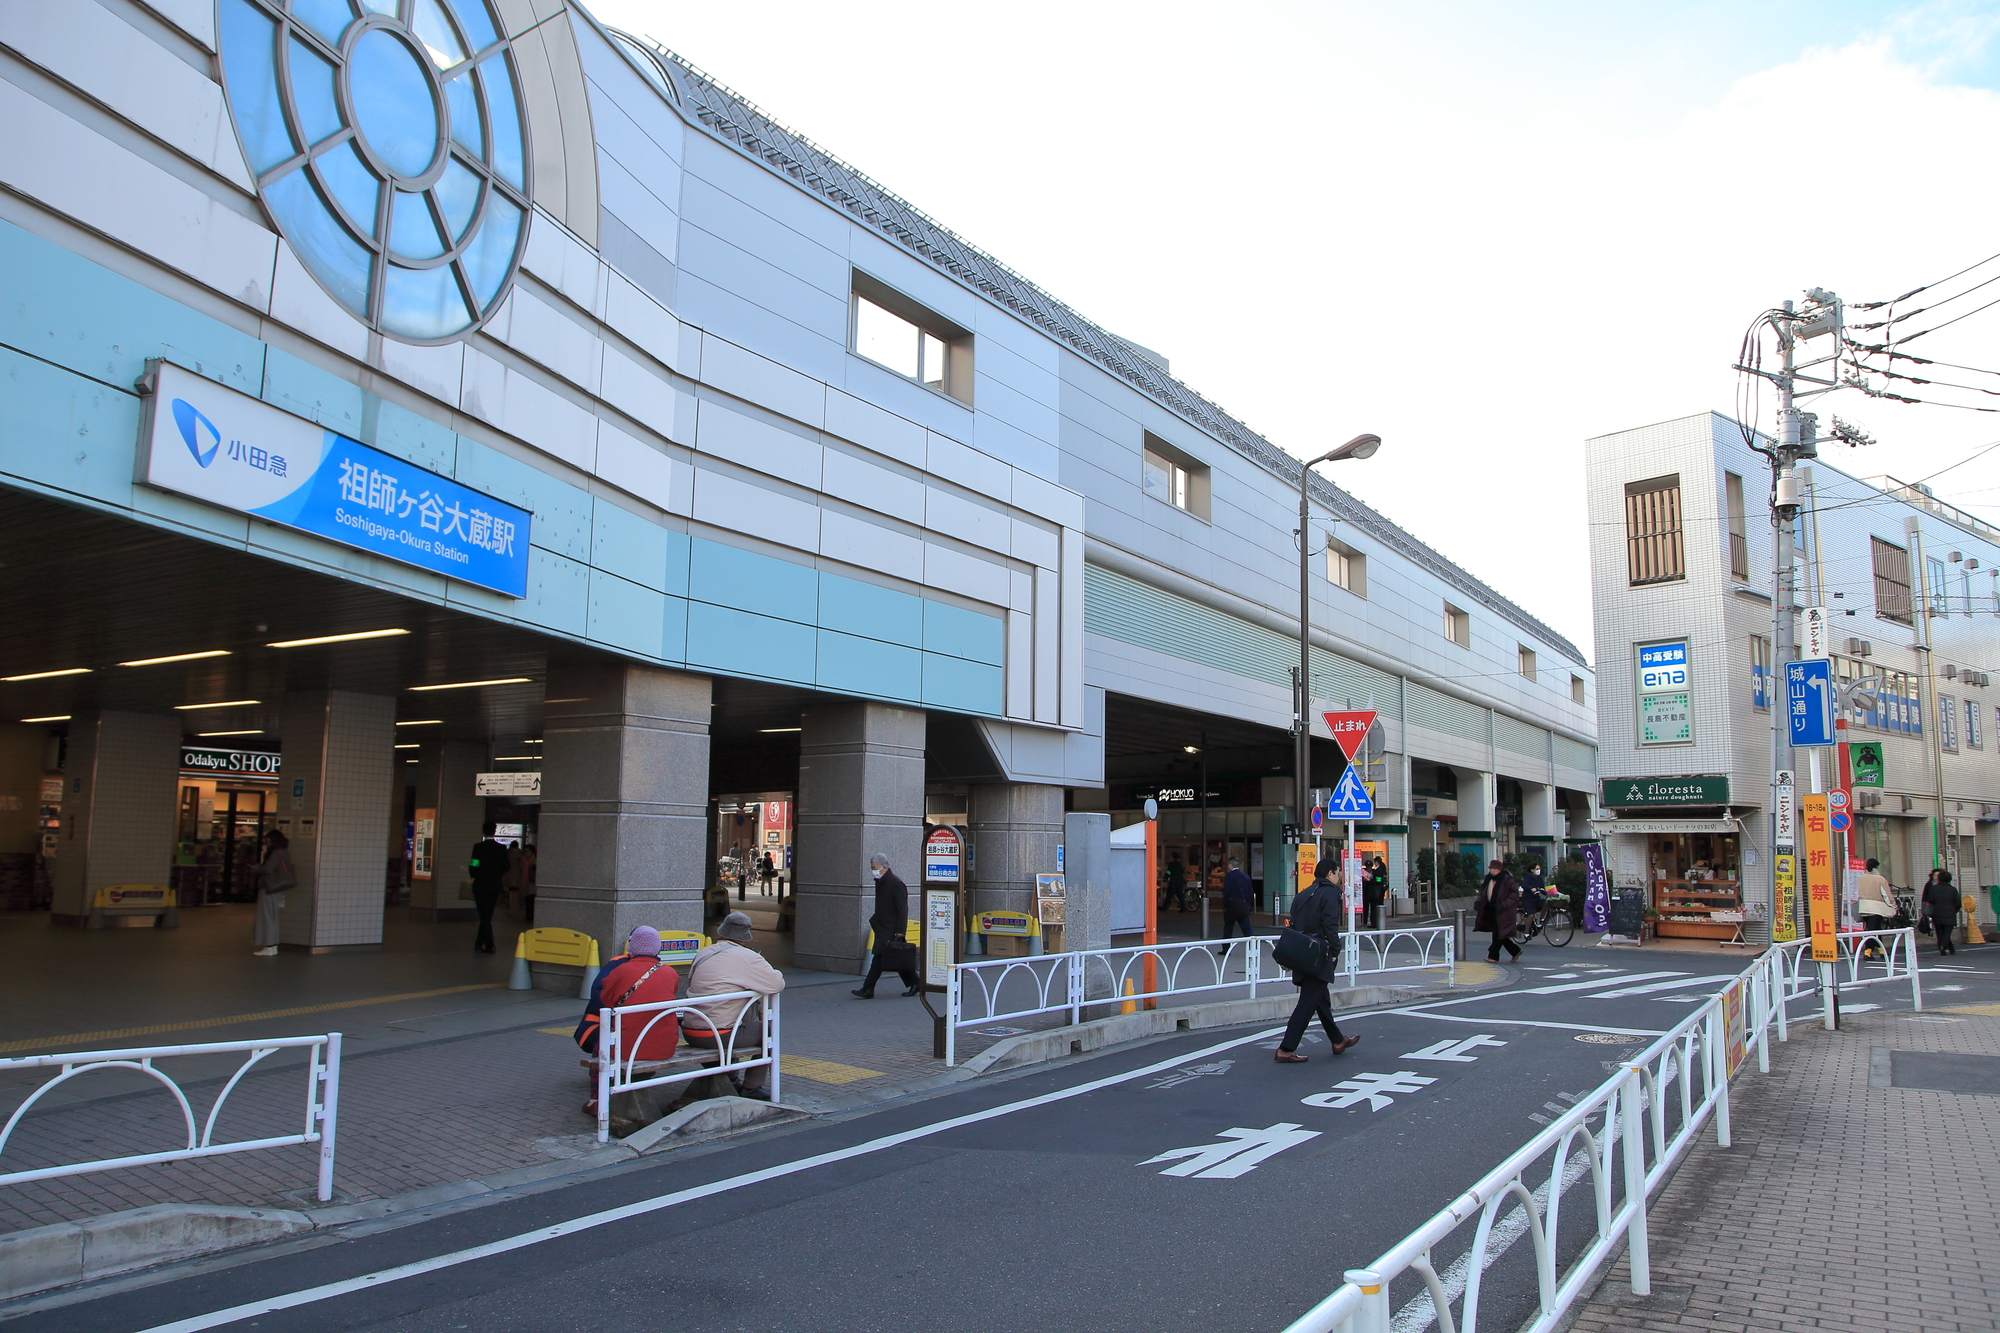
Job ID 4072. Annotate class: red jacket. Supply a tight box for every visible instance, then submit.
[596,955,681,1060]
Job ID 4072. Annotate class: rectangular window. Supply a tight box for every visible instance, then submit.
[1517,646,1537,681]
[1140,434,1210,520]
[850,271,971,403]
[1571,674,1586,705]
[1326,540,1367,596]
[1966,696,1982,748]
[1624,474,1685,585]
[1871,538,1912,624]
[1750,634,1771,711]
[1444,603,1470,648]
[1928,556,1949,616]
[1941,693,1959,750]
[1724,471,1749,580]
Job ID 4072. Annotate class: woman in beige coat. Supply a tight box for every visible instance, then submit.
[1856,858,1896,961]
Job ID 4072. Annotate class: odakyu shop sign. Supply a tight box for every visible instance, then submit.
[140,362,531,597]
[181,746,282,777]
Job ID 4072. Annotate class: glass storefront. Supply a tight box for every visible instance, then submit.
[175,779,275,904]
[1646,828,1742,938]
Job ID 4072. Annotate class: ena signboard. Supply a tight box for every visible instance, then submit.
[140,362,531,598]
[1635,640,1691,745]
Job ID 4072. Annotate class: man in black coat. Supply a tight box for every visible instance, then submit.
[1274,865,1361,1063]
[854,853,921,997]
[468,821,511,954]
[1923,869,1961,956]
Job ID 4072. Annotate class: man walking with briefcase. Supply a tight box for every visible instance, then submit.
[854,853,922,997]
[1272,863,1360,1063]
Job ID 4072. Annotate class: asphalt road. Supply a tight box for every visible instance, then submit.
[16,941,1997,1333]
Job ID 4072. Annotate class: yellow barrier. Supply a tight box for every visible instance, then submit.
[658,930,710,964]
[865,921,921,951]
[87,884,177,929]
[510,927,601,996]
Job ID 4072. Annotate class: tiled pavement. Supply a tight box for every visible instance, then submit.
[0,903,1473,1232]
[1567,1007,2000,1333]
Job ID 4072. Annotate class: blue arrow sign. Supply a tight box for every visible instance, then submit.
[1785,659,1835,747]
[1327,767,1374,819]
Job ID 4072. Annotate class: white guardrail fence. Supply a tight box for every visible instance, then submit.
[595,991,780,1143]
[1280,927,1921,1333]
[945,926,1455,1067]
[0,1034,342,1202]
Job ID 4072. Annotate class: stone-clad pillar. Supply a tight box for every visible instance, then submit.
[50,711,180,926]
[535,662,710,988]
[278,691,397,951]
[794,702,926,974]
[968,782,1066,918]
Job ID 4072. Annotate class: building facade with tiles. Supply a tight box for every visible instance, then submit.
[0,0,1594,975]
[1588,412,2000,943]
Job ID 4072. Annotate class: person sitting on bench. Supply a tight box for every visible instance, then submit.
[684,912,786,1100]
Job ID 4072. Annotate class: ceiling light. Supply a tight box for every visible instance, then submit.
[21,715,69,723]
[174,700,261,711]
[2,668,91,682]
[267,629,410,649]
[492,755,539,761]
[406,758,419,763]
[1184,745,1201,754]
[394,743,419,749]
[396,719,443,727]
[118,650,230,667]
[408,678,532,691]
[758,727,802,733]
[198,730,263,737]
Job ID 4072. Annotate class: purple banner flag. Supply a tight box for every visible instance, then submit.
[1582,843,1609,933]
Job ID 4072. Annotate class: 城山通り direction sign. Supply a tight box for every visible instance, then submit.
[141,362,531,598]
[1786,659,1836,748]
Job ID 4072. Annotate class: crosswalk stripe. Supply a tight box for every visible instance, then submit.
[1522,971,1688,995]
[1591,976,1730,999]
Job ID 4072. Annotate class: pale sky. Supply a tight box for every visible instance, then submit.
[586,0,2000,660]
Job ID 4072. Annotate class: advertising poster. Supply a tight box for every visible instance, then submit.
[1771,854,1797,943]
[1722,979,1747,1076]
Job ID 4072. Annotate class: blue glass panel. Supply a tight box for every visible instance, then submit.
[287,35,341,147]
[446,0,499,50]
[218,0,294,174]
[460,194,520,311]
[480,57,524,188]
[381,261,470,338]
[411,0,466,67]
[358,0,396,13]
[434,157,480,239]
[265,171,371,313]
[286,0,354,46]
[444,70,483,159]
[350,28,440,177]
[316,139,381,235]
[388,190,445,258]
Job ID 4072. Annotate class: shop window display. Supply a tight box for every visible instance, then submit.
[1648,830,1742,939]
[217,0,531,341]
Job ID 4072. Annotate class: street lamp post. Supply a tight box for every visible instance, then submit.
[1295,434,1382,912]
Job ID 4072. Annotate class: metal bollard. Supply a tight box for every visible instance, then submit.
[1201,892,1210,940]
[1454,908,1469,961]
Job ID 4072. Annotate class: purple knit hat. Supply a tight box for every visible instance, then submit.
[628,925,662,957]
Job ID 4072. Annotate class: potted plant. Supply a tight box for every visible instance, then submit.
[1641,904,1661,943]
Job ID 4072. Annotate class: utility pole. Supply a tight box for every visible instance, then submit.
[1907,517,1949,876]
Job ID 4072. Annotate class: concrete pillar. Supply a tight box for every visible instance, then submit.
[50,711,180,926]
[407,740,485,920]
[794,701,926,974]
[1520,781,1558,844]
[968,782,1065,918]
[1452,767,1497,864]
[535,661,710,983]
[278,691,396,951]
[1063,811,1111,952]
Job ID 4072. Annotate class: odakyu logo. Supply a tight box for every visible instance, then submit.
[216,0,532,344]
[172,399,221,468]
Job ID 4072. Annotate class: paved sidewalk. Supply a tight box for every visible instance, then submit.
[0,906,1484,1233]
[1567,1005,2000,1332]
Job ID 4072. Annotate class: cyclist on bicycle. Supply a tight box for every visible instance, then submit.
[1520,861,1547,912]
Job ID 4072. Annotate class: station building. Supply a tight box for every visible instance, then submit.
[1588,412,2000,943]
[0,0,1594,979]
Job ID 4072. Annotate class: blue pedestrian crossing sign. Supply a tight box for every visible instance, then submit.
[1327,766,1374,819]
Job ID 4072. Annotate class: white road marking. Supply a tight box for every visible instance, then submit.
[1141,1123,1321,1178]
[1402,1034,1508,1062]
[1303,1070,1439,1111]
[130,1025,1293,1333]
[1394,1010,1666,1037]
[1522,970,1690,995]
[1591,976,1728,999]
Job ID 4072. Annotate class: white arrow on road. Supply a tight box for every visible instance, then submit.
[1140,1123,1322,1178]
[1401,1034,1508,1062]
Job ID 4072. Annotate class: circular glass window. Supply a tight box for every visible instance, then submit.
[218,0,532,343]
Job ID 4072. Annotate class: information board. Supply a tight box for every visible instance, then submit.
[1606,885,1645,938]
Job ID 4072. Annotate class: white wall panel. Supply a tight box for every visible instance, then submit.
[819,509,924,583]
[522,215,607,318]
[595,421,677,513]
[699,334,825,429]
[924,543,1011,606]
[925,488,1010,556]
[488,288,602,394]
[825,389,926,469]
[603,271,681,373]
[692,469,819,554]
[695,397,823,489]
[599,346,684,441]
[375,337,465,409]
[822,449,923,524]
[268,242,368,360]
[459,350,597,471]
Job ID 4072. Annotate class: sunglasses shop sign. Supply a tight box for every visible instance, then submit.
[139,362,531,598]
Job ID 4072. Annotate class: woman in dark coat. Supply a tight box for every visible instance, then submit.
[1922,869,1960,956]
[1476,860,1521,962]
[1273,865,1361,1063]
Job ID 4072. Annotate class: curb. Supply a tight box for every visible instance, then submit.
[0,1204,315,1302]
[2,971,1500,1302]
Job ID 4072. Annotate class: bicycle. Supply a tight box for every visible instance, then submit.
[1512,893,1574,948]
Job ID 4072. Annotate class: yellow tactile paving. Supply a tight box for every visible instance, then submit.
[781,1054,885,1084]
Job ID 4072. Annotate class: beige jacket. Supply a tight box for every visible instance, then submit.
[1856,872,1896,919]
[685,941,786,1032]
